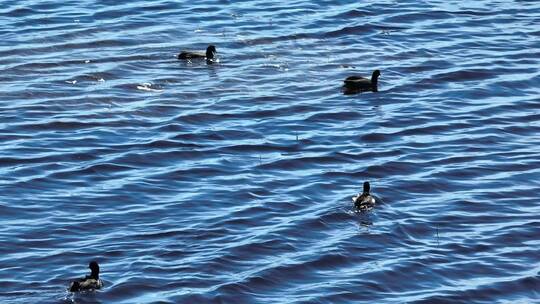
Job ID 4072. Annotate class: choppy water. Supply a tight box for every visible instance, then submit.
[1,0,540,303]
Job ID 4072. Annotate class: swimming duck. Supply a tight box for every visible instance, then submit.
[343,70,381,93]
[68,261,103,292]
[352,181,376,210]
[177,45,216,62]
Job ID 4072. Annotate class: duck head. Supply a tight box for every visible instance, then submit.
[89,261,100,279]
[363,181,370,194]
[206,45,217,60]
[371,70,381,92]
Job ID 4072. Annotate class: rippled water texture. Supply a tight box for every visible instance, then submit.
[1,0,540,303]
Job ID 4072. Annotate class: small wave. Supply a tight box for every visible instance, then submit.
[136,82,164,92]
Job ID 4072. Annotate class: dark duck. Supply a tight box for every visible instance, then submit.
[68,261,103,292]
[352,181,377,210]
[177,45,216,62]
[343,70,380,94]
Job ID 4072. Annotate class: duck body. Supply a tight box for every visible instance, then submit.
[352,192,376,210]
[343,70,380,93]
[177,51,205,59]
[178,45,216,62]
[69,277,103,292]
[352,181,377,210]
[69,261,103,292]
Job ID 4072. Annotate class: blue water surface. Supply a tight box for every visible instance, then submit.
[1,0,540,303]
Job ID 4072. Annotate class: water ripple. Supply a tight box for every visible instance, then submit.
[1,0,540,303]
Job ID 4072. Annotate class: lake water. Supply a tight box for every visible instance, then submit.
[1,0,540,303]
